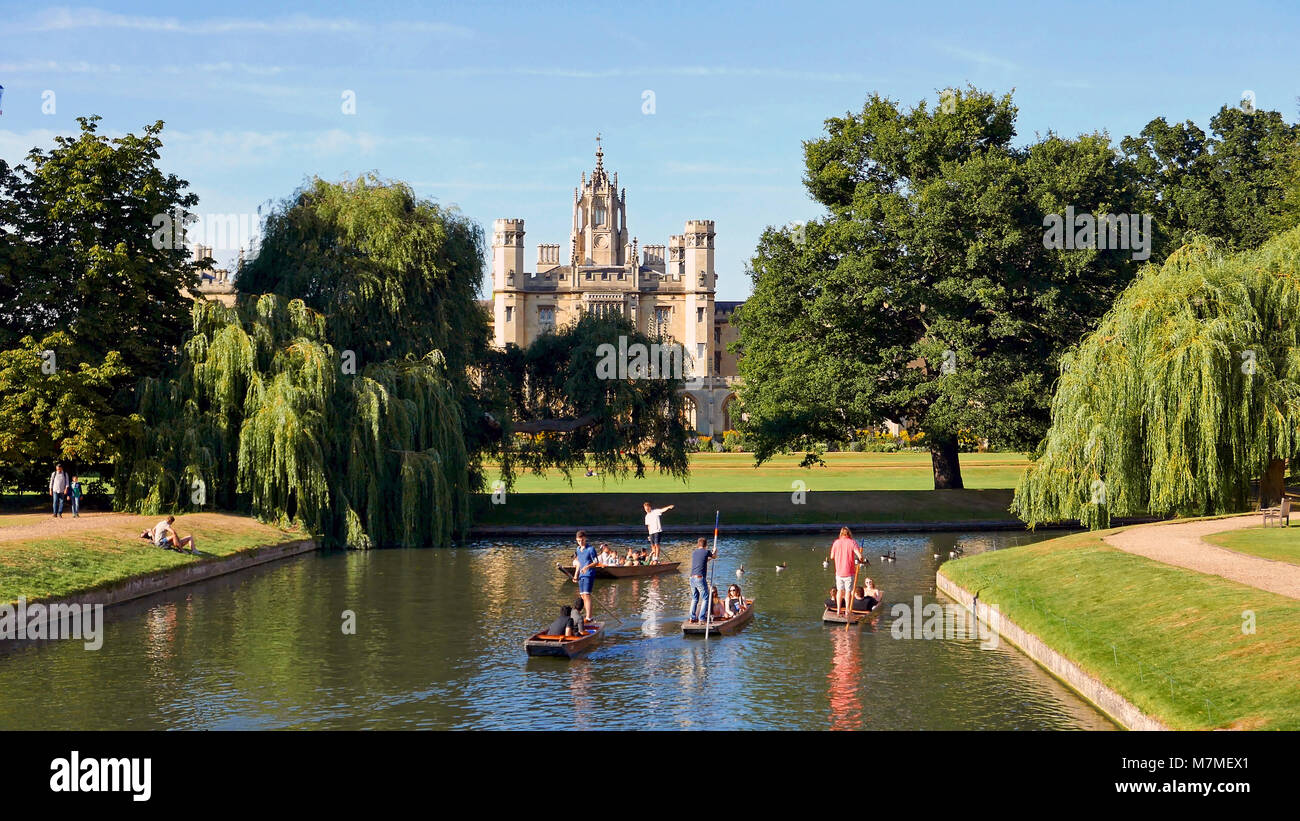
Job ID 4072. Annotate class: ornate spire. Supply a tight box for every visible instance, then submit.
[592,132,608,185]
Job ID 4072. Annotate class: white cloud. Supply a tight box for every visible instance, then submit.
[22,7,473,38]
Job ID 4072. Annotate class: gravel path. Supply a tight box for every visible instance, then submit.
[1103,514,1300,600]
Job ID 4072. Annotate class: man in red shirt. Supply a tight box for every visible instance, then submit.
[828,527,862,615]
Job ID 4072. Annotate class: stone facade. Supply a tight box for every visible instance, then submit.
[485,140,742,435]
[183,244,237,307]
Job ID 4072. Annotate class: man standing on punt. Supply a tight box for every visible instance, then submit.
[572,530,599,625]
[687,536,715,623]
[642,501,674,563]
[828,527,862,616]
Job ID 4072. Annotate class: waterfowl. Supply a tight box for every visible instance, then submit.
[775,562,787,572]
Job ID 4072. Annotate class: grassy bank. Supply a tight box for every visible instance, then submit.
[489,451,1030,493]
[472,488,1018,527]
[940,529,1300,729]
[0,512,301,605]
[1204,524,1300,566]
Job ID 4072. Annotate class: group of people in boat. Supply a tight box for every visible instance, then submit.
[826,526,883,615]
[594,543,655,567]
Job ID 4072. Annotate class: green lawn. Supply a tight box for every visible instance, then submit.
[0,512,302,605]
[941,530,1300,730]
[1204,525,1300,566]
[490,451,1031,493]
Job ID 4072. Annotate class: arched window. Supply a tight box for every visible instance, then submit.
[682,394,699,433]
[593,198,606,227]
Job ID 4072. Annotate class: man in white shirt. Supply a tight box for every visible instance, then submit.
[153,515,197,554]
[642,501,675,563]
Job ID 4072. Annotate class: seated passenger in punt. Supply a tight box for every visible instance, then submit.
[571,597,588,628]
[709,586,728,620]
[853,580,881,612]
[598,543,620,566]
[824,587,839,610]
[624,547,639,566]
[546,605,579,637]
[725,584,745,617]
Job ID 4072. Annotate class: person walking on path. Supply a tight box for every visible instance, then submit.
[643,501,675,563]
[688,536,715,623]
[49,464,70,518]
[571,530,599,624]
[828,527,863,616]
[69,475,83,518]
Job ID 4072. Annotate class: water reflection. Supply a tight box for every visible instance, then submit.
[827,627,863,730]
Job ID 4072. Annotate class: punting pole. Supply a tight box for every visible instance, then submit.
[705,510,719,639]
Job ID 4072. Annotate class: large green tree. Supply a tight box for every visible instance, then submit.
[0,117,200,481]
[0,116,201,376]
[734,88,1145,487]
[1013,229,1300,529]
[1122,104,1299,256]
[116,178,483,546]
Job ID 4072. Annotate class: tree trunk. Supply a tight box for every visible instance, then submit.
[930,435,965,490]
[1259,458,1287,508]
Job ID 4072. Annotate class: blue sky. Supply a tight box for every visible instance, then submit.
[1,1,1297,300]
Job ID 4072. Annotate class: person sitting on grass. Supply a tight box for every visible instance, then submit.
[547,605,578,638]
[725,584,745,617]
[152,516,197,554]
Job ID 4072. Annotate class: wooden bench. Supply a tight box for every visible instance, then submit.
[1262,496,1292,527]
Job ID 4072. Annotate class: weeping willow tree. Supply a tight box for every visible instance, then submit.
[484,313,693,488]
[116,177,483,547]
[1013,227,1300,529]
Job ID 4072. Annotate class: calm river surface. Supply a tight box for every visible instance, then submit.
[0,531,1115,730]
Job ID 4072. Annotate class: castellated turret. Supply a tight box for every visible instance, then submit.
[683,220,716,290]
[493,218,525,289]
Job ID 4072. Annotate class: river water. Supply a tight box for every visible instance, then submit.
[0,531,1114,730]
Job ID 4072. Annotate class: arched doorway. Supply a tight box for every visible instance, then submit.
[721,393,738,432]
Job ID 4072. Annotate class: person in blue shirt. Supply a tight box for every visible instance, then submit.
[571,530,599,623]
[688,536,715,623]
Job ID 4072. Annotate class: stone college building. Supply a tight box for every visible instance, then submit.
[484,139,743,435]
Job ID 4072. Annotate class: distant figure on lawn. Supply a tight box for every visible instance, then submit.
[153,516,197,554]
[69,475,83,518]
[49,464,70,518]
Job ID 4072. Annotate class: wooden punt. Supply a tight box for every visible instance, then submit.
[524,622,605,658]
[682,599,755,636]
[822,599,882,624]
[555,561,681,580]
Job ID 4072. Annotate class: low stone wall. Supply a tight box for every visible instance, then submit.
[936,571,1168,731]
[27,538,318,611]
